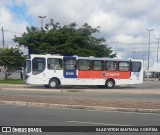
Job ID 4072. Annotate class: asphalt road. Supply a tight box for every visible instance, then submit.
[0,104,160,135]
[0,81,160,102]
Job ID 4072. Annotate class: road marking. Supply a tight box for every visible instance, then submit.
[67,121,132,126]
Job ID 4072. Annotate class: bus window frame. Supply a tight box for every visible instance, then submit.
[105,61,117,71]
[92,60,104,71]
[118,61,130,72]
[63,59,77,70]
[47,58,62,70]
[78,59,91,71]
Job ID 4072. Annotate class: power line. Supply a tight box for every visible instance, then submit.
[107,41,157,45]
[112,47,158,50]
[0,27,23,48]
[0,28,23,35]
[4,30,23,35]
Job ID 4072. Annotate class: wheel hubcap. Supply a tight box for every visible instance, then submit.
[108,81,113,87]
[50,81,56,87]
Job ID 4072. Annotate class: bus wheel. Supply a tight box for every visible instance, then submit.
[49,78,59,88]
[105,79,115,88]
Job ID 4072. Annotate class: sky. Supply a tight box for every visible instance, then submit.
[1,0,160,69]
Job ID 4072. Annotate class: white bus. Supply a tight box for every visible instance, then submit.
[25,54,143,88]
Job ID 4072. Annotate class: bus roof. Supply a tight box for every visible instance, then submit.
[26,54,142,62]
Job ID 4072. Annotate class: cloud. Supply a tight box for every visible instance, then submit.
[0,1,29,49]
[89,11,123,35]
[1,0,160,67]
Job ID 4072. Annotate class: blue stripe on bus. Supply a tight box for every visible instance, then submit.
[63,56,77,78]
[63,70,77,78]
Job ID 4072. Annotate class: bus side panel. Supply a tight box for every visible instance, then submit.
[44,69,64,84]
[78,71,102,78]
[74,79,105,85]
[78,71,130,79]
[103,71,130,79]
[129,72,143,84]
[114,79,130,86]
[26,72,46,85]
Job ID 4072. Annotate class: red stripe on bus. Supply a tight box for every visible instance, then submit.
[78,71,130,79]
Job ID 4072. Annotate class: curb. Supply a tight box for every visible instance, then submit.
[0,100,160,114]
[1,87,160,95]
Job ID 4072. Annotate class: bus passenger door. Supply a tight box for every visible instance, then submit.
[32,57,46,84]
[63,57,77,79]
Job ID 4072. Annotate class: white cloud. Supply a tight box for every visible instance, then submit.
[0,7,12,26]
[0,2,28,48]
[1,0,160,66]
[89,11,123,34]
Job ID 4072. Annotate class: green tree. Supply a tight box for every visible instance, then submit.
[0,48,24,79]
[14,19,116,57]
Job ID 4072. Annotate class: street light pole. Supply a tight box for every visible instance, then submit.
[155,38,160,62]
[142,54,145,68]
[146,29,154,70]
[1,27,5,48]
[38,16,47,28]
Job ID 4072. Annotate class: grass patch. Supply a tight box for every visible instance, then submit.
[0,79,24,84]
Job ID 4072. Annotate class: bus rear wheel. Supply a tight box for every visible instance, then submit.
[105,79,115,88]
[49,78,59,88]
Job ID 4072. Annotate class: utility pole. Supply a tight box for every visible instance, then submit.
[142,54,145,68]
[133,51,135,59]
[146,29,154,70]
[155,38,160,62]
[1,27,5,48]
[38,16,47,28]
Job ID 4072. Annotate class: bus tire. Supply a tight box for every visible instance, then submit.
[105,79,115,88]
[49,78,59,88]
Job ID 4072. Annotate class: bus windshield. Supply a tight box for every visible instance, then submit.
[25,60,31,73]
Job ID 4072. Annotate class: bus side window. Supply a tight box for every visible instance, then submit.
[64,59,77,70]
[105,61,117,71]
[78,59,90,70]
[92,60,104,71]
[118,61,129,72]
[47,58,62,70]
